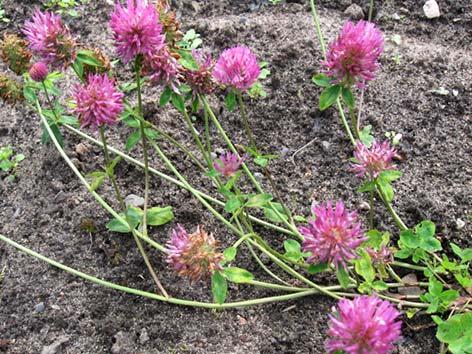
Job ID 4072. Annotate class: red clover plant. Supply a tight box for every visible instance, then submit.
[0,1,470,353]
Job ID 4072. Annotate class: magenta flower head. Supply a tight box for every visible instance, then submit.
[213,151,245,178]
[184,50,216,96]
[166,225,223,282]
[351,140,396,179]
[366,246,393,266]
[73,74,124,129]
[143,45,182,92]
[326,295,402,354]
[324,20,383,88]
[23,10,76,67]
[110,0,165,63]
[29,62,49,82]
[213,46,260,92]
[299,201,365,268]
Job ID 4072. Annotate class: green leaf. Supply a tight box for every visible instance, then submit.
[125,130,141,152]
[263,202,289,223]
[225,90,236,112]
[377,177,394,202]
[146,206,174,226]
[400,229,420,249]
[436,312,472,354]
[211,272,228,305]
[379,170,403,182]
[177,50,199,70]
[224,267,254,283]
[87,171,106,192]
[159,86,172,106]
[429,278,443,296]
[341,87,355,108]
[76,49,103,67]
[358,180,376,193]
[246,193,273,208]
[254,156,269,168]
[144,128,159,140]
[415,220,436,240]
[319,85,341,111]
[372,280,388,291]
[312,73,331,87]
[171,92,185,113]
[223,247,237,263]
[451,243,472,263]
[307,263,328,274]
[364,230,383,248]
[71,60,84,80]
[224,197,243,213]
[354,250,375,283]
[359,125,374,148]
[336,264,351,289]
[106,217,130,233]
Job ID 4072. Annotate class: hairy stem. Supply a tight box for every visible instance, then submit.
[237,90,257,151]
[135,58,150,237]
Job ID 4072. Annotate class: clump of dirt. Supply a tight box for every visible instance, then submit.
[0,0,470,353]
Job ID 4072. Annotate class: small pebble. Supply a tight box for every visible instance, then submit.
[359,201,370,211]
[423,0,440,19]
[139,328,150,345]
[254,172,264,182]
[124,194,145,208]
[75,142,89,157]
[456,218,465,230]
[35,302,45,313]
[344,4,364,20]
[321,141,331,152]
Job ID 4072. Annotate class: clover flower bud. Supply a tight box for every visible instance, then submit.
[213,151,245,177]
[29,62,49,82]
[351,140,396,180]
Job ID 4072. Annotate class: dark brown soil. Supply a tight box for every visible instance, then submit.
[1,0,471,353]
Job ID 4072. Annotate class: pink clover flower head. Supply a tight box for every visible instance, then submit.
[299,201,365,268]
[29,62,49,82]
[352,140,396,179]
[324,20,383,88]
[183,50,216,95]
[213,151,245,177]
[326,295,402,354]
[110,0,165,63]
[165,225,223,282]
[23,10,76,67]
[213,46,260,92]
[73,74,124,129]
[143,45,182,92]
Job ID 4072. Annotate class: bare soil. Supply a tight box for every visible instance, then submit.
[1,0,471,353]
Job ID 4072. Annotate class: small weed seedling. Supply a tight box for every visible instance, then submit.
[0,145,24,181]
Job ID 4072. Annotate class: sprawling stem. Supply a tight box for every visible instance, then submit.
[369,190,375,229]
[64,124,296,236]
[236,90,257,150]
[135,57,150,237]
[376,186,408,231]
[181,108,211,167]
[201,96,302,239]
[99,127,168,298]
[35,99,164,254]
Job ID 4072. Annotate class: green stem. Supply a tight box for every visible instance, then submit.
[236,90,257,151]
[369,190,375,229]
[248,238,342,300]
[34,99,165,253]
[99,126,168,298]
[134,58,150,237]
[349,106,360,139]
[336,100,356,145]
[0,233,323,309]
[63,124,295,237]
[376,186,408,231]
[203,106,212,160]
[182,108,211,168]
[309,0,327,58]
[386,264,404,284]
[368,0,374,21]
[392,261,427,272]
[41,81,60,124]
[148,139,243,237]
[202,96,302,238]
